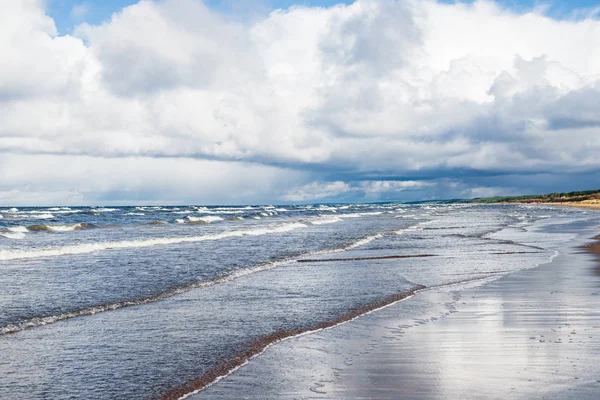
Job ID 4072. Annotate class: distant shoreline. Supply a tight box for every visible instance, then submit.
[537,202,600,210]
[482,201,600,210]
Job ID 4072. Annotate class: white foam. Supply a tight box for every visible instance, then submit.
[317,205,338,212]
[46,224,85,232]
[341,213,363,218]
[186,216,224,223]
[8,226,28,233]
[32,213,54,219]
[343,212,383,218]
[394,224,423,234]
[344,233,384,250]
[0,232,25,239]
[0,222,308,261]
[309,216,343,225]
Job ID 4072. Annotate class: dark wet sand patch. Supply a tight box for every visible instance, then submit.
[297,254,436,263]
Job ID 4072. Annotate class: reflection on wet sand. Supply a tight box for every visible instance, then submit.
[200,229,600,399]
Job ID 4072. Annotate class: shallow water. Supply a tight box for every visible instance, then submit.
[0,203,596,398]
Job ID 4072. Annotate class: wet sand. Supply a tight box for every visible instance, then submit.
[199,232,600,399]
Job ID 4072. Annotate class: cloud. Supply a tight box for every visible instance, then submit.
[280,180,434,202]
[0,154,305,206]
[1,0,600,204]
[70,3,90,21]
[280,181,351,202]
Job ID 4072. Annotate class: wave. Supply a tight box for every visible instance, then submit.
[23,223,96,232]
[0,226,28,239]
[308,216,343,225]
[0,232,26,240]
[394,224,423,234]
[46,223,94,232]
[341,212,383,218]
[43,208,80,214]
[0,230,391,334]
[0,222,308,261]
[8,226,29,233]
[344,233,384,250]
[0,257,293,336]
[185,216,223,224]
[25,213,54,219]
[169,285,426,400]
[316,206,338,212]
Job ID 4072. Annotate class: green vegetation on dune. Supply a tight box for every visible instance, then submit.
[406,189,600,205]
[464,189,600,204]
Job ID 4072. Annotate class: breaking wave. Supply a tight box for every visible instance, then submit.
[0,230,389,335]
[0,222,308,261]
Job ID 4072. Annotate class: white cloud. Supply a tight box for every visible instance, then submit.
[1,0,600,204]
[70,3,90,21]
[280,181,351,202]
[0,154,304,205]
[280,180,434,202]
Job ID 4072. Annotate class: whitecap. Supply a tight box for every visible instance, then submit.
[0,222,308,261]
[31,213,54,219]
[186,216,224,224]
[309,216,343,225]
[46,224,85,232]
[344,233,384,250]
[0,232,25,240]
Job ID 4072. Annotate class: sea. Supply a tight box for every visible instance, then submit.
[0,203,597,399]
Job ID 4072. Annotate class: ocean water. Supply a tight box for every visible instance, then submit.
[0,203,596,399]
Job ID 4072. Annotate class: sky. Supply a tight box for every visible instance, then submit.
[2,0,600,205]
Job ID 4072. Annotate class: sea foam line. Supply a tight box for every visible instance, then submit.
[0,259,290,336]
[0,231,389,335]
[0,222,308,261]
[171,285,426,400]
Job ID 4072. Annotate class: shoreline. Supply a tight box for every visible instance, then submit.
[487,201,600,210]
[162,286,425,400]
[538,202,600,210]
[199,226,600,399]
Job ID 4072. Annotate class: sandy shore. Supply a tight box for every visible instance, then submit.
[199,226,600,399]
[539,202,600,210]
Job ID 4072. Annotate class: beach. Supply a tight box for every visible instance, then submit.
[1,204,599,399]
[200,212,600,399]
[540,202,600,211]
